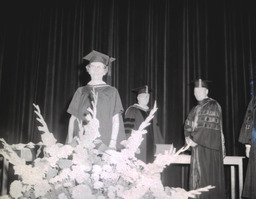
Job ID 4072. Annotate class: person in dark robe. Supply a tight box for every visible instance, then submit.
[239,96,256,198]
[184,79,226,199]
[124,85,164,163]
[65,50,126,150]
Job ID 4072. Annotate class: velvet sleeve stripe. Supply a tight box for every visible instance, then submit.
[124,118,135,122]
[124,123,134,129]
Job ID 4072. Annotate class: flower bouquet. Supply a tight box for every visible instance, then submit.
[0,89,214,199]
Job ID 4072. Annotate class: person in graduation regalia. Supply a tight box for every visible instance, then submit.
[184,79,226,199]
[239,95,256,198]
[124,85,164,163]
[65,50,126,150]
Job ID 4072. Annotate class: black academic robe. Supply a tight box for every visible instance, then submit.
[239,97,256,198]
[184,98,226,199]
[124,104,164,163]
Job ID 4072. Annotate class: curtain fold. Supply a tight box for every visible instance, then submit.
[1,0,256,192]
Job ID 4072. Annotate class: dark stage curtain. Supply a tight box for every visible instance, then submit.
[1,0,256,193]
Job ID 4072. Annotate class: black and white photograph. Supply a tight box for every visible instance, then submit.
[0,0,256,198]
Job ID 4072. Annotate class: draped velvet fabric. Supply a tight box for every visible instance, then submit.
[1,0,256,193]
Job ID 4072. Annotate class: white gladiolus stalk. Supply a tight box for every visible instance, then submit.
[33,103,57,146]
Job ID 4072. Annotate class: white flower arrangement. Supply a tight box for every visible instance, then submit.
[0,89,214,199]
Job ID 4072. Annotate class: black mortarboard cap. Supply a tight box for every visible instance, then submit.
[191,78,211,88]
[83,50,115,66]
[131,85,152,94]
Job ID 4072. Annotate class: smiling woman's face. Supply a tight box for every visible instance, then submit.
[86,62,108,79]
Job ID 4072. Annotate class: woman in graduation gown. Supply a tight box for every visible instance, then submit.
[66,50,126,150]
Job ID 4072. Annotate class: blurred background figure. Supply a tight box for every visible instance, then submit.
[239,95,256,199]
